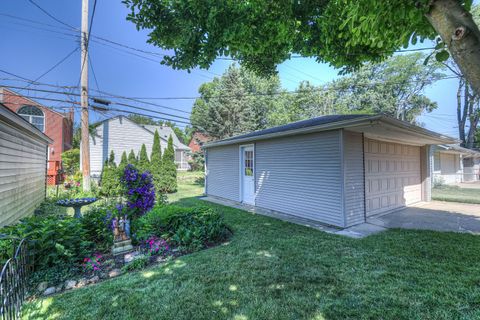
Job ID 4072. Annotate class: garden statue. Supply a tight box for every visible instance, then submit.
[112,216,133,255]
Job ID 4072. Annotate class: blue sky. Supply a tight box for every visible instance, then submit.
[0,0,459,137]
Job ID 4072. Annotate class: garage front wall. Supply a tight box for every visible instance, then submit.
[254,130,344,227]
[364,138,422,216]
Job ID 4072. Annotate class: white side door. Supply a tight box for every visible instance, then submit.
[240,146,255,205]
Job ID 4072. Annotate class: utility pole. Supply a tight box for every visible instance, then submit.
[81,0,91,191]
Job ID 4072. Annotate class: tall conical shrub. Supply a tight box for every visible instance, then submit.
[150,130,166,203]
[161,135,177,193]
[138,143,150,172]
[119,151,128,168]
[128,149,137,165]
[101,150,119,196]
[108,150,116,168]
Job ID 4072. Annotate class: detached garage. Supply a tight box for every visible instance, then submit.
[204,114,455,228]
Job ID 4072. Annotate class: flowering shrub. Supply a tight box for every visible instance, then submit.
[140,236,170,256]
[83,253,103,272]
[121,164,156,218]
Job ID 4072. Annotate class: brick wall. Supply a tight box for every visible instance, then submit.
[0,88,74,162]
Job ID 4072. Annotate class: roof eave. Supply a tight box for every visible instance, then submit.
[204,115,382,148]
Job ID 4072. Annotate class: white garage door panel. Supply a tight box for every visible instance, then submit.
[365,138,421,216]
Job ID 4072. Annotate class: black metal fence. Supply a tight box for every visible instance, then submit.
[0,238,29,320]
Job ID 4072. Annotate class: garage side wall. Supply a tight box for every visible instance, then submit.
[205,144,240,202]
[342,130,366,227]
[255,130,345,227]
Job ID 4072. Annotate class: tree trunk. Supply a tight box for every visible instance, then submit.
[457,79,466,145]
[426,0,480,95]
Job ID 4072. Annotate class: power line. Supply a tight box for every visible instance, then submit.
[0,73,192,116]
[0,86,191,121]
[88,52,100,91]
[27,0,77,30]
[22,47,78,90]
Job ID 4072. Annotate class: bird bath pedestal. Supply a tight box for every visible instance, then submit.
[56,198,97,218]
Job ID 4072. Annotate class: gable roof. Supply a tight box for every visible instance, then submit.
[96,116,190,150]
[142,125,189,150]
[204,114,456,148]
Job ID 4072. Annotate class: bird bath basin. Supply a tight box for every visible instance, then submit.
[56,198,97,218]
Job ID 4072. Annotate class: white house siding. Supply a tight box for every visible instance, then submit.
[0,118,48,226]
[433,152,462,185]
[88,117,167,178]
[254,130,344,227]
[205,145,240,201]
[342,130,365,227]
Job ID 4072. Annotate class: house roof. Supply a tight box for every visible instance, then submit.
[142,125,190,150]
[204,114,456,148]
[95,115,190,150]
[0,103,52,144]
[436,144,480,157]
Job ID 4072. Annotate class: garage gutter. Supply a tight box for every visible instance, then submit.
[204,115,456,148]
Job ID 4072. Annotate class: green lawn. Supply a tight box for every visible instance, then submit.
[432,185,480,204]
[23,174,480,319]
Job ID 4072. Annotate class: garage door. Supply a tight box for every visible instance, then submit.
[364,138,422,216]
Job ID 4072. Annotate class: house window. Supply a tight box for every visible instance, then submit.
[18,105,45,132]
[244,150,253,176]
[433,152,440,171]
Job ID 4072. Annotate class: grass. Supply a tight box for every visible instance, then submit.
[23,173,480,320]
[432,185,480,204]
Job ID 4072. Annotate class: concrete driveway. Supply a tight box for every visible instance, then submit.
[367,201,480,234]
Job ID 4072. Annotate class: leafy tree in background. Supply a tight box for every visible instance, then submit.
[128,149,137,165]
[127,114,157,126]
[61,149,80,175]
[138,144,150,172]
[124,0,480,95]
[191,57,443,138]
[161,135,177,193]
[191,64,284,139]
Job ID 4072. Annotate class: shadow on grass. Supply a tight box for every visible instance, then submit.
[22,197,480,320]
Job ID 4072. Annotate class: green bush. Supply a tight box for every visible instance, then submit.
[121,255,149,272]
[160,135,177,193]
[133,205,228,251]
[82,206,114,253]
[61,149,80,175]
[0,216,94,271]
[138,143,150,173]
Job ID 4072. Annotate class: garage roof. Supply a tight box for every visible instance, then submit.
[204,114,456,148]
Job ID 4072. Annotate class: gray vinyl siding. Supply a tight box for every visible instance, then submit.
[206,145,240,201]
[0,118,47,226]
[342,130,365,227]
[255,130,344,227]
[88,117,167,178]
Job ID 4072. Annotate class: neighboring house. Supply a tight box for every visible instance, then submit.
[432,145,480,185]
[188,132,211,153]
[0,104,52,226]
[203,114,455,229]
[0,88,74,184]
[85,116,190,178]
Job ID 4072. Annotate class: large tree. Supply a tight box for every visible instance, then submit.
[124,0,480,95]
[191,64,283,139]
[193,55,443,137]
